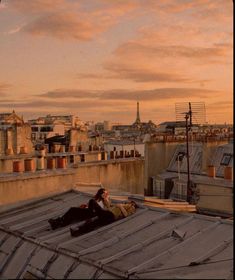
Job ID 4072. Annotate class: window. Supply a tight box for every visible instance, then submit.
[70,155,74,163]
[175,152,186,162]
[41,126,53,132]
[31,127,38,132]
[220,153,232,166]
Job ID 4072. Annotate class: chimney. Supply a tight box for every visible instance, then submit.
[207,165,215,178]
[224,166,233,180]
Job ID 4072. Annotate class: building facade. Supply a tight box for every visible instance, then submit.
[0,111,33,155]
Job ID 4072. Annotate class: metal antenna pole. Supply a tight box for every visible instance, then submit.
[175,101,205,203]
[185,113,191,202]
[189,102,192,127]
[185,102,193,202]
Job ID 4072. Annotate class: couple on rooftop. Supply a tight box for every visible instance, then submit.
[48,188,138,236]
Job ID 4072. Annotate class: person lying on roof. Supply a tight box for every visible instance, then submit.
[70,200,138,237]
[48,187,111,230]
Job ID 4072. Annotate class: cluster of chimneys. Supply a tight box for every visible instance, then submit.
[12,156,68,172]
[5,144,89,156]
[109,150,141,159]
[5,146,28,155]
[207,165,233,181]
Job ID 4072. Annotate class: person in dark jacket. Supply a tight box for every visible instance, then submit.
[70,201,138,236]
[48,187,111,230]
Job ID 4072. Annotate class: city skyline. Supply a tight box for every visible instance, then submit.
[0,0,233,124]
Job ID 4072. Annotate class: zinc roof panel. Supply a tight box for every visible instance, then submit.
[66,262,98,279]
[157,223,233,270]
[1,241,36,279]
[135,259,233,279]
[79,213,187,262]
[97,271,122,279]
[46,255,75,279]
[28,247,55,271]
[0,191,77,225]
[8,194,83,231]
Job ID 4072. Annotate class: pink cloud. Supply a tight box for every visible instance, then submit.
[10,0,138,41]
[114,42,228,60]
[0,82,11,97]
[0,82,11,90]
[76,62,192,83]
[93,0,138,17]
[37,87,218,101]
[22,12,98,41]
[103,63,190,83]
[9,0,70,14]
[21,12,127,41]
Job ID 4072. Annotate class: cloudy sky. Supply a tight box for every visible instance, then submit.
[0,0,233,124]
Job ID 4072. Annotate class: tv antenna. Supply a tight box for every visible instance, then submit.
[175,102,206,125]
[175,102,206,203]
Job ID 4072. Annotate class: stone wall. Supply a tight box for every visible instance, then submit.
[196,183,233,216]
[144,142,178,191]
[74,159,144,194]
[69,129,88,148]
[0,124,33,155]
[0,158,144,206]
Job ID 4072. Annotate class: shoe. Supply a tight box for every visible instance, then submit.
[70,227,80,237]
[48,218,61,230]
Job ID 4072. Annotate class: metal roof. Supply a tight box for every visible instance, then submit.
[166,142,233,178]
[104,140,143,146]
[157,171,233,188]
[210,142,233,177]
[0,190,233,279]
[167,143,203,174]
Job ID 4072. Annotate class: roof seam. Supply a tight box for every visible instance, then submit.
[127,220,221,275]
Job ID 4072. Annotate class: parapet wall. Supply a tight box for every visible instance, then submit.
[0,158,144,206]
[74,159,144,194]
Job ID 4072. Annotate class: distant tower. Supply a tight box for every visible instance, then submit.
[135,101,141,124]
[132,101,141,129]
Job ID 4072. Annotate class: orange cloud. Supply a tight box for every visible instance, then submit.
[189,0,232,23]
[0,82,11,91]
[138,0,211,13]
[137,0,232,22]
[114,42,228,62]
[11,0,138,41]
[92,0,138,17]
[22,12,100,41]
[37,87,217,101]
[104,63,190,83]
[0,82,11,96]
[9,0,70,14]
[77,63,191,83]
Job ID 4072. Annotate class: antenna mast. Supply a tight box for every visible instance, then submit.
[185,102,192,202]
[175,101,206,203]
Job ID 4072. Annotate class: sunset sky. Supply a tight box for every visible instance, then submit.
[0,0,233,124]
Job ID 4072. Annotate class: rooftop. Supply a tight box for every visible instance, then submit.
[0,189,233,279]
[104,140,143,146]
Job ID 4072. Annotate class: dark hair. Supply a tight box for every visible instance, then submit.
[94,188,106,200]
[130,200,138,209]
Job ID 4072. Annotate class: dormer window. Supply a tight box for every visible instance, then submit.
[176,152,186,162]
[220,153,232,166]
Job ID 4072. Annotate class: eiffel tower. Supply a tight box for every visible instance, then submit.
[133,101,141,127]
[135,101,141,124]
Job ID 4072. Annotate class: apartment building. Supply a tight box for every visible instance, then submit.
[0,111,33,155]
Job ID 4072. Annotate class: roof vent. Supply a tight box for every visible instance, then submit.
[171,229,186,240]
